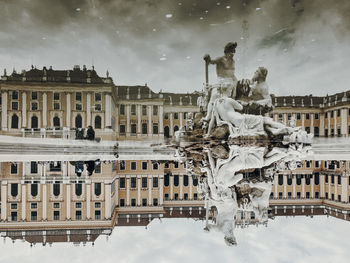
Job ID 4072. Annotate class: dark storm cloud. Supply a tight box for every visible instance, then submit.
[0,0,350,95]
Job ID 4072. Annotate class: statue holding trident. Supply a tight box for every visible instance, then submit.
[201,42,238,126]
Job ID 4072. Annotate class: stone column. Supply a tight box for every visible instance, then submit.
[301,113,305,130]
[148,175,152,205]
[179,112,183,129]
[86,183,91,219]
[283,113,287,125]
[1,182,7,220]
[126,176,130,206]
[42,183,47,220]
[180,175,184,200]
[320,113,325,137]
[21,184,26,221]
[334,175,338,199]
[292,175,296,198]
[301,177,305,198]
[159,105,164,136]
[22,92,27,128]
[87,93,91,126]
[148,105,152,136]
[320,174,325,198]
[66,184,71,220]
[126,105,131,136]
[341,176,348,202]
[311,113,314,134]
[334,110,337,136]
[170,174,174,200]
[159,175,164,205]
[1,91,8,130]
[105,94,112,128]
[311,176,314,198]
[283,175,287,199]
[43,93,47,128]
[328,115,331,136]
[137,175,141,206]
[105,183,111,219]
[170,113,174,136]
[66,93,71,127]
[137,105,141,136]
[341,108,347,136]
[189,175,193,200]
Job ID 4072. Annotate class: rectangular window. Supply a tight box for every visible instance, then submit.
[76,103,82,111]
[131,161,137,170]
[120,104,125,115]
[131,104,136,115]
[53,92,59,100]
[95,202,101,208]
[31,203,37,209]
[76,202,82,209]
[194,193,198,200]
[95,93,101,101]
[174,162,179,168]
[95,162,101,173]
[142,198,147,206]
[306,113,310,120]
[338,195,341,202]
[142,162,148,170]
[315,113,319,119]
[315,161,319,168]
[75,210,82,220]
[153,177,158,188]
[174,113,179,119]
[10,163,18,174]
[54,102,60,110]
[164,113,169,119]
[165,193,169,200]
[75,92,82,101]
[12,101,18,110]
[174,193,179,200]
[53,211,60,220]
[297,113,301,120]
[119,160,126,170]
[131,123,137,134]
[153,198,158,206]
[288,192,292,199]
[142,177,147,188]
[184,193,188,200]
[31,161,38,174]
[153,162,158,170]
[120,125,125,134]
[297,192,301,199]
[31,102,38,111]
[325,112,328,118]
[131,177,137,188]
[153,105,158,116]
[120,178,125,188]
[331,111,334,118]
[53,202,60,209]
[11,203,17,209]
[11,212,17,221]
[142,105,147,115]
[315,192,319,198]
[120,199,125,207]
[306,192,310,198]
[326,192,329,199]
[31,211,37,221]
[337,109,341,117]
[95,210,101,220]
[131,198,136,206]
[153,123,158,134]
[12,91,18,100]
[94,104,101,111]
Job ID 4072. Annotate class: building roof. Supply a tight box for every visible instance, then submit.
[1,65,113,85]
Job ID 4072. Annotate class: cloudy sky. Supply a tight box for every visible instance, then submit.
[0,0,350,96]
[0,216,349,263]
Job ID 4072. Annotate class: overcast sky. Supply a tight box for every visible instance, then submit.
[0,0,350,96]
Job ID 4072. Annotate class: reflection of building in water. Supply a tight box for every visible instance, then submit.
[1,159,350,245]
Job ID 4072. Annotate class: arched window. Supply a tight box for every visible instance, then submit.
[75,114,82,128]
[53,183,60,196]
[305,175,311,185]
[164,126,170,138]
[183,175,189,186]
[11,114,19,129]
[287,176,292,185]
[278,174,284,185]
[75,183,82,196]
[193,177,198,186]
[164,173,170,187]
[94,183,101,196]
[11,184,18,197]
[95,115,102,129]
[31,184,38,197]
[174,125,179,133]
[174,175,179,186]
[296,175,302,185]
[314,173,320,185]
[53,116,60,127]
[31,116,38,129]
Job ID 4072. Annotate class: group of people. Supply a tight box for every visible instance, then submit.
[75,126,95,141]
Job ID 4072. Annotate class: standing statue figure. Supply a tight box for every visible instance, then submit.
[202,42,238,125]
